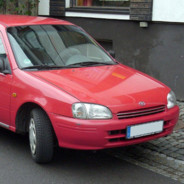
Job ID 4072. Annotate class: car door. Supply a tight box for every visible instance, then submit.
[0,32,12,128]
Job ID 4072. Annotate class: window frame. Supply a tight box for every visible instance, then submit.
[66,0,130,15]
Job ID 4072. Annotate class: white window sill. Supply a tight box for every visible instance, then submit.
[65,12,130,20]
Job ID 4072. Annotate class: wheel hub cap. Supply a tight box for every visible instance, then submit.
[29,118,36,155]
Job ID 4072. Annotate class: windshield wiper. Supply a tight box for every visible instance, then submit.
[66,61,114,67]
[21,64,74,70]
[21,61,114,70]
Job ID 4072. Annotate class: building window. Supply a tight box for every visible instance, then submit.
[71,0,130,8]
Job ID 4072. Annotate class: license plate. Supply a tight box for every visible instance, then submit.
[126,120,164,139]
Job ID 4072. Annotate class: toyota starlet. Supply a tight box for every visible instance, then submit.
[0,15,179,163]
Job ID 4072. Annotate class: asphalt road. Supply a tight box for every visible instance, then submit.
[0,128,182,184]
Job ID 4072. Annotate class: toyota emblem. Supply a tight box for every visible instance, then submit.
[139,101,146,106]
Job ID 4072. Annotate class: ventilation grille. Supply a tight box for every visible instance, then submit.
[117,105,166,119]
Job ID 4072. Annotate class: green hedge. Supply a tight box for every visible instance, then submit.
[0,0,38,15]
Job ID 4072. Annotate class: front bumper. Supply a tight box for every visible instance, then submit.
[49,106,179,150]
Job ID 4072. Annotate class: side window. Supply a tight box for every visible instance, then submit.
[0,37,6,54]
[0,34,11,73]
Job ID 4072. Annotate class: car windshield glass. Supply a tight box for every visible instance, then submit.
[7,25,115,70]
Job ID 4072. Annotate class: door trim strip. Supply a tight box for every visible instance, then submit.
[0,122,9,128]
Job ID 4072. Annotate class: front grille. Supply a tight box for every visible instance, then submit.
[117,105,166,119]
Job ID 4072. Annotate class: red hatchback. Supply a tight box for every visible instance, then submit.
[0,15,179,163]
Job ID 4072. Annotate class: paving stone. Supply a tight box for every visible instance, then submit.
[175,171,184,176]
[158,165,168,170]
[167,157,175,161]
[168,152,181,158]
[179,178,184,183]
[178,155,184,161]
[165,167,177,174]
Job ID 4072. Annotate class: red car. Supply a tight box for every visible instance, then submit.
[0,15,179,163]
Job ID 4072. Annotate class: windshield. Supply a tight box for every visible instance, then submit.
[7,25,115,70]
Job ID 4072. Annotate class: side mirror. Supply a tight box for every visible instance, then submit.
[108,50,115,58]
[0,54,11,74]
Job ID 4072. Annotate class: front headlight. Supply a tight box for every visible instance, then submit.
[72,103,112,119]
[167,91,176,109]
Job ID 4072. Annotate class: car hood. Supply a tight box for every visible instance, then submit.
[29,64,169,113]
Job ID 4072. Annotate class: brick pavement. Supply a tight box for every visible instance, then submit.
[107,101,184,183]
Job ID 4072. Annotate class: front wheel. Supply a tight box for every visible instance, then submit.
[29,108,54,163]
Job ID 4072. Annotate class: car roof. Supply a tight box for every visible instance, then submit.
[0,15,72,27]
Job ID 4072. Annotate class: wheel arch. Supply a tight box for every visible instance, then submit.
[15,102,56,136]
[15,102,58,146]
[15,102,43,134]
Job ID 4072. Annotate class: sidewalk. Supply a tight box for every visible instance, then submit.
[107,102,184,183]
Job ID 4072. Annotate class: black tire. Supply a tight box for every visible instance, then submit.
[29,108,54,163]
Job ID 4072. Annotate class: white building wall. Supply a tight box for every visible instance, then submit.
[38,0,50,16]
[152,0,184,23]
